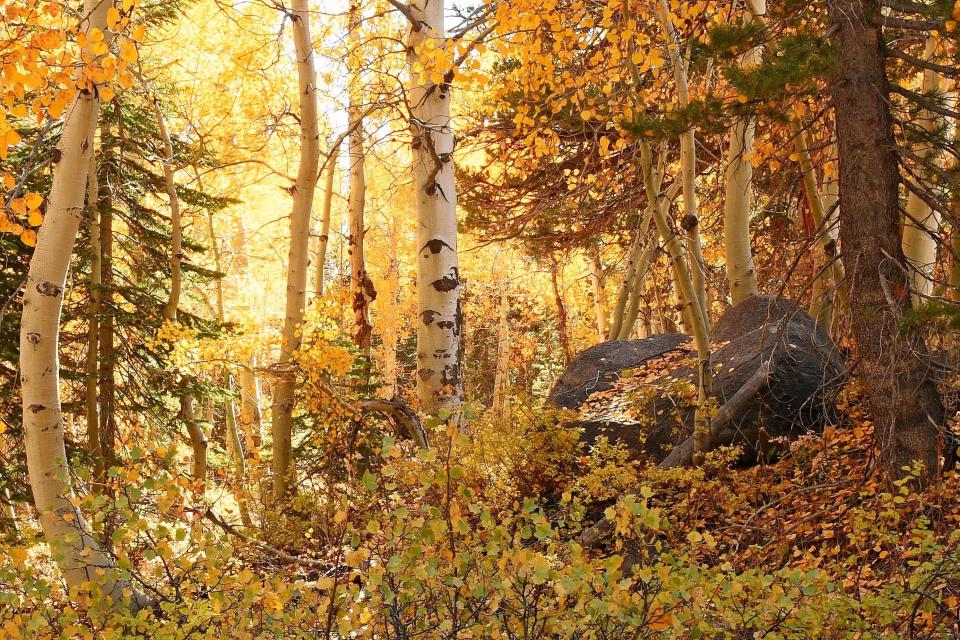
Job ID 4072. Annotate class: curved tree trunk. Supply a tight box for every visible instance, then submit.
[19,0,144,607]
[407,0,463,415]
[271,0,320,499]
[723,0,765,305]
[828,0,941,482]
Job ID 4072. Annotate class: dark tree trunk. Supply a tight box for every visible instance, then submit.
[97,193,116,485]
[828,0,941,482]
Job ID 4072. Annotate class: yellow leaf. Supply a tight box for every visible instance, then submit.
[20,229,37,246]
[99,85,115,102]
[28,210,43,227]
[107,7,122,30]
[25,192,43,210]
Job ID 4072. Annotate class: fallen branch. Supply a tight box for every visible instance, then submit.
[658,358,773,469]
[578,358,773,549]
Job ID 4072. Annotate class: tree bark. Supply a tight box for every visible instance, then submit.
[550,259,574,366]
[641,140,712,465]
[155,98,183,322]
[722,0,765,304]
[271,0,321,499]
[347,1,374,355]
[97,166,116,486]
[84,150,102,488]
[314,141,339,299]
[829,0,941,481]
[407,0,463,415]
[19,0,144,607]
[588,247,609,340]
[657,0,709,330]
[382,216,401,395]
[492,280,511,427]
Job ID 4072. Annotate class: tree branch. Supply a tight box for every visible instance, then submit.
[884,47,960,77]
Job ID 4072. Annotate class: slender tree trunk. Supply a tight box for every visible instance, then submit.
[19,0,143,607]
[588,247,608,340]
[618,236,657,340]
[347,1,374,354]
[828,0,941,482]
[657,0,709,329]
[224,373,253,527]
[272,0,320,499]
[407,0,463,415]
[84,150,103,488]
[180,395,207,486]
[382,216,401,395]
[492,280,511,426]
[791,123,848,330]
[641,140,712,464]
[550,259,574,366]
[901,37,942,304]
[314,141,339,298]
[238,363,263,450]
[155,99,182,322]
[723,0,765,304]
[97,178,116,485]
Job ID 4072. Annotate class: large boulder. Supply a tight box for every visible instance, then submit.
[547,296,846,464]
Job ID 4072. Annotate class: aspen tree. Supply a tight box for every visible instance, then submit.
[400,0,463,415]
[272,0,321,499]
[84,151,103,487]
[588,247,609,340]
[155,99,182,323]
[314,140,339,298]
[656,0,709,329]
[347,1,374,354]
[492,278,511,427]
[382,215,401,395]
[723,0,765,304]
[901,38,943,303]
[640,140,712,464]
[19,0,145,607]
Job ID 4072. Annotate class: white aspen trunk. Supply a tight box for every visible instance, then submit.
[588,247,609,340]
[271,0,320,499]
[657,1,709,329]
[608,238,644,340]
[723,0,765,304]
[314,141,339,298]
[407,0,463,415]
[84,151,102,486]
[617,239,657,340]
[492,281,511,427]
[641,140,712,464]
[179,395,207,486]
[382,216,401,395]
[19,0,144,608]
[901,37,942,303]
[348,2,374,354]
[238,363,263,451]
[155,99,182,322]
[224,373,253,527]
